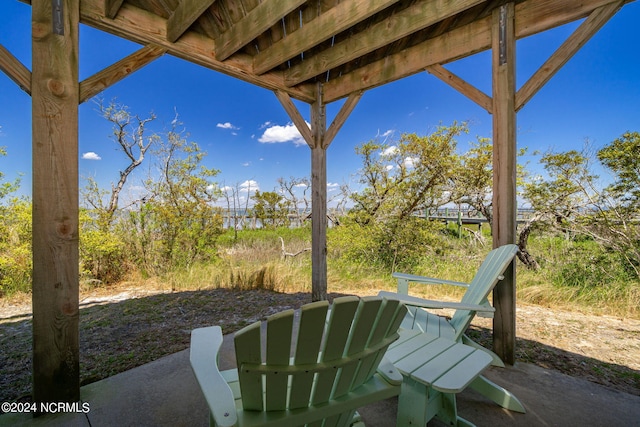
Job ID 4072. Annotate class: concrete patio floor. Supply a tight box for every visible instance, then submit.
[2,330,639,427]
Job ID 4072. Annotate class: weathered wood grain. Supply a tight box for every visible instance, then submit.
[0,44,31,95]
[284,0,483,87]
[427,64,492,113]
[516,1,624,111]
[491,3,517,366]
[31,0,80,405]
[166,0,217,43]
[253,0,401,75]
[79,45,166,103]
[310,84,327,302]
[214,0,307,61]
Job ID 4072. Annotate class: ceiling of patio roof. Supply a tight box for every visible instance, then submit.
[57,0,634,102]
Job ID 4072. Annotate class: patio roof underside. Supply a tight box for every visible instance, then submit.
[71,0,630,105]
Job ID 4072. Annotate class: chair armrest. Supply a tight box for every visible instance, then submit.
[376,356,403,385]
[378,291,495,313]
[190,326,238,427]
[392,272,469,291]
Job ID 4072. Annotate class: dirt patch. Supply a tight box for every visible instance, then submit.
[1,288,638,404]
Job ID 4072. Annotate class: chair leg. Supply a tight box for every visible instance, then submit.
[397,378,434,426]
[397,378,474,427]
[469,375,526,413]
[436,392,476,427]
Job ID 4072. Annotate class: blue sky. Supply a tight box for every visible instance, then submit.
[1,1,639,207]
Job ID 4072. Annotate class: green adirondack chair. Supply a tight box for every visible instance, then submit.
[190,296,407,427]
[378,243,526,414]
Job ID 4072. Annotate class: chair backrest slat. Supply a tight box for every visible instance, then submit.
[289,301,329,409]
[234,322,263,411]
[450,244,518,334]
[332,297,382,397]
[234,295,407,418]
[265,309,294,411]
[351,299,403,389]
[312,296,360,405]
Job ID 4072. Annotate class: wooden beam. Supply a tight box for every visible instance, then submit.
[31,0,80,405]
[323,91,362,148]
[274,90,314,147]
[167,0,217,43]
[253,0,401,75]
[80,0,316,102]
[0,43,31,95]
[322,0,627,102]
[516,1,624,111]
[285,0,484,87]
[105,0,125,19]
[214,0,307,61]
[491,3,517,366]
[427,64,492,113]
[515,0,628,38]
[310,83,327,302]
[79,45,166,103]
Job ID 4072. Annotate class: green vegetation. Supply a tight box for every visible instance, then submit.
[0,111,638,319]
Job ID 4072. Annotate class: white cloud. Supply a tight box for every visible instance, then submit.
[217,122,239,130]
[82,152,101,160]
[403,156,419,168]
[258,122,309,146]
[294,182,308,188]
[242,162,250,167]
[327,182,339,191]
[381,129,393,138]
[381,146,397,157]
[239,180,259,192]
[385,164,394,171]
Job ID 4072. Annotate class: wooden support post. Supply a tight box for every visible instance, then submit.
[310,83,327,302]
[491,2,517,365]
[275,87,361,302]
[31,0,80,406]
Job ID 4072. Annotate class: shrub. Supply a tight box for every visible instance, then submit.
[329,215,447,272]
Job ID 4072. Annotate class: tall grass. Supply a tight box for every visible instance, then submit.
[3,223,638,319]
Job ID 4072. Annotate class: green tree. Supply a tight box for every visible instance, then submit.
[0,197,31,296]
[351,122,466,225]
[343,123,466,270]
[252,190,289,228]
[597,131,640,207]
[0,147,30,295]
[519,149,597,269]
[131,121,223,273]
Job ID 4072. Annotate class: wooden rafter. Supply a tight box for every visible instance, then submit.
[79,45,166,103]
[80,0,316,102]
[284,0,484,87]
[274,90,314,147]
[253,0,401,75]
[105,0,125,18]
[323,16,492,102]
[0,43,31,95]
[516,0,624,111]
[427,64,493,113]
[214,0,307,61]
[324,91,362,148]
[323,0,625,102]
[167,0,218,43]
